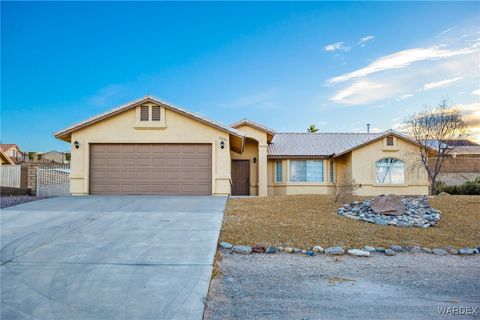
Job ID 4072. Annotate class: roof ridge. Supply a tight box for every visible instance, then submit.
[275,132,384,134]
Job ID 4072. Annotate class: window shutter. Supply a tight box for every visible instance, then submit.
[140,106,149,121]
[152,106,161,121]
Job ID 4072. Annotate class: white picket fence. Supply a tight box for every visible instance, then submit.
[0,165,21,187]
[37,164,70,197]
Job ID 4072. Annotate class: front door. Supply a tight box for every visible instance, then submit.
[231,160,250,195]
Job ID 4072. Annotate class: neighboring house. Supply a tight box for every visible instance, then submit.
[429,139,480,185]
[0,144,25,163]
[54,96,429,196]
[0,148,15,165]
[40,150,70,164]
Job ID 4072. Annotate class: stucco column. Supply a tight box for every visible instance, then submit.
[258,145,268,196]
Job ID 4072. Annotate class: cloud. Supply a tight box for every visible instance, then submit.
[359,35,375,47]
[398,94,413,101]
[327,45,476,84]
[473,89,480,96]
[325,42,351,52]
[329,81,395,105]
[436,27,455,37]
[219,89,279,109]
[422,77,463,91]
[456,102,480,142]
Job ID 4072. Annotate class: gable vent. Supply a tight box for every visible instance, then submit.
[152,106,161,121]
[140,106,149,121]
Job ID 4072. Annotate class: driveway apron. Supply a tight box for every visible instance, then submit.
[1,195,226,320]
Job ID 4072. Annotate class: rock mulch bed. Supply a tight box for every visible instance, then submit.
[219,242,479,257]
[337,195,441,228]
[0,195,47,209]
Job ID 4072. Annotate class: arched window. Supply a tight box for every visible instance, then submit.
[375,158,405,184]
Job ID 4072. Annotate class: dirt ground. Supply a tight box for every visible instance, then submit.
[220,195,480,248]
[204,252,480,320]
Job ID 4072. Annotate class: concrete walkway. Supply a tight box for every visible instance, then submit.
[1,195,227,320]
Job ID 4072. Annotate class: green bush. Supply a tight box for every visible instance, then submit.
[437,177,480,195]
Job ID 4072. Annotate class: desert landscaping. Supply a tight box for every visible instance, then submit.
[219,194,479,249]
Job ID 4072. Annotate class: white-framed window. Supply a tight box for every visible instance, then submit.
[375,158,405,184]
[275,161,283,183]
[290,160,324,182]
[329,160,335,183]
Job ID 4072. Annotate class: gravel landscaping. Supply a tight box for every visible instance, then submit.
[204,252,480,320]
[0,195,47,208]
[338,195,441,228]
[221,195,480,248]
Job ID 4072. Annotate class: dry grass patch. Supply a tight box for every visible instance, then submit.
[220,195,480,248]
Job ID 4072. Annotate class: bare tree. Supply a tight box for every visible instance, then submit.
[335,170,360,202]
[404,100,469,195]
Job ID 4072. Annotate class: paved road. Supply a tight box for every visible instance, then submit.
[1,195,226,320]
[205,251,480,320]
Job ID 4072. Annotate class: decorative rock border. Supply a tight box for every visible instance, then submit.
[219,242,480,257]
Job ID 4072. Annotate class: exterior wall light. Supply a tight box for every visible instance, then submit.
[74,141,80,149]
[220,141,225,149]
[253,157,257,163]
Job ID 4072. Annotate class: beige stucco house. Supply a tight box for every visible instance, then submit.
[55,96,429,196]
[40,150,70,164]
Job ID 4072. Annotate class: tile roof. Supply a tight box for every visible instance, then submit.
[0,144,19,151]
[267,132,386,157]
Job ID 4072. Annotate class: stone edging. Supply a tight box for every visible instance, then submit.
[219,242,479,257]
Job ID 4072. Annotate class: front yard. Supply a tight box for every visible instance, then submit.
[220,195,480,248]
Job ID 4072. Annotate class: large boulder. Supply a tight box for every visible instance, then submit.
[370,195,405,216]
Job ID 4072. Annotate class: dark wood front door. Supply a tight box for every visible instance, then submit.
[231,160,250,195]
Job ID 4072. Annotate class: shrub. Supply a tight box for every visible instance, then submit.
[437,177,480,195]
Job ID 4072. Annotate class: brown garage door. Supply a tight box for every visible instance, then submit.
[89,144,212,195]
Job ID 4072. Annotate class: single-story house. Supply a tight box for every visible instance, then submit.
[54,96,429,196]
[40,150,70,164]
[428,139,480,185]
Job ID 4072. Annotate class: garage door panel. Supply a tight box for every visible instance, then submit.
[167,145,182,153]
[151,158,165,166]
[150,171,167,179]
[137,145,152,153]
[121,144,136,153]
[90,144,211,195]
[107,157,123,167]
[121,157,136,166]
[106,145,123,153]
[152,145,167,153]
[106,170,122,179]
[166,171,182,179]
[180,158,195,167]
[196,158,210,167]
[196,184,210,193]
[196,145,211,154]
[180,145,196,153]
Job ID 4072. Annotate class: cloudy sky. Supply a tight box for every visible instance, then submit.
[2,2,479,151]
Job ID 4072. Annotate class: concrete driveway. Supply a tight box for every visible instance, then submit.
[1,195,227,320]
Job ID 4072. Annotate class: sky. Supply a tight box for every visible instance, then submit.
[2,1,479,152]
